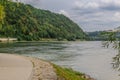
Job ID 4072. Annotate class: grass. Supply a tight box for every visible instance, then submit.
[53,64,87,80]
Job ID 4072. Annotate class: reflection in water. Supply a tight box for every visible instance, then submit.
[0,41,120,80]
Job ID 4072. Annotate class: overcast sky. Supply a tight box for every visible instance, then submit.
[21,0,120,32]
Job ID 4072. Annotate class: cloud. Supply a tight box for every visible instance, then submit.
[59,10,70,17]
[74,1,99,9]
[74,0,120,11]
[101,0,120,5]
[114,12,120,20]
[100,0,120,11]
[71,0,120,31]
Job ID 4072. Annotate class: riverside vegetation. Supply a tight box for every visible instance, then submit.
[53,64,94,80]
[0,0,87,41]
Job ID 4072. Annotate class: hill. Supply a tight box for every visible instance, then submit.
[0,1,87,41]
[87,31,104,41]
[87,27,120,41]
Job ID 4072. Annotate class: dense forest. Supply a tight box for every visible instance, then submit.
[0,0,87,41]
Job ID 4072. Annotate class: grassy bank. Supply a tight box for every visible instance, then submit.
[53,64,90,80]
[29,57,94,80]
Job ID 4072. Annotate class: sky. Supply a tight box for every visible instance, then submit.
[20,0,120,32]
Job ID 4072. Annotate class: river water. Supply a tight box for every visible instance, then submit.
[0,41,119,80]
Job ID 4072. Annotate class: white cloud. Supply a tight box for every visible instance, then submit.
[86,2,99,9]
[101,0,120,6]
[115,12,120,17]
[59,10,70,17]
[72,0,120,31]
[74,1,99,9]
[115,0,120,5]
[101,0,113,4]
[74,1,84,9]
[74,0,120,10]
[114,12,120,20]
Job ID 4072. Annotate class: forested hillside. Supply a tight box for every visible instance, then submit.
[87,30,120,41]
[87,31,103,40]
[0,0,87,41]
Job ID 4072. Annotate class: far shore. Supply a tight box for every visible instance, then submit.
[0,37,86,43]
[0,40,87,43]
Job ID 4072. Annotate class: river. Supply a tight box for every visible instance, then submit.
[0,41,119,80]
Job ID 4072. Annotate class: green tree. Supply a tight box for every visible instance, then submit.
[102,32,120,70]
[0,5,5,25]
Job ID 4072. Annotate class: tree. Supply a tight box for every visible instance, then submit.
[102,32,120,70]
[0,5,5,25]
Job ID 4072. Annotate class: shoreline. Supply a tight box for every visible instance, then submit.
[0,40,91,44]
[0,53,95,80]
[0,37,86,43]
[28,56,96,80]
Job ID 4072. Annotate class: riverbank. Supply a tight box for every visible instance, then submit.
[28,56,95,80]
[0,53,95,80]
[0,38,85,43]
